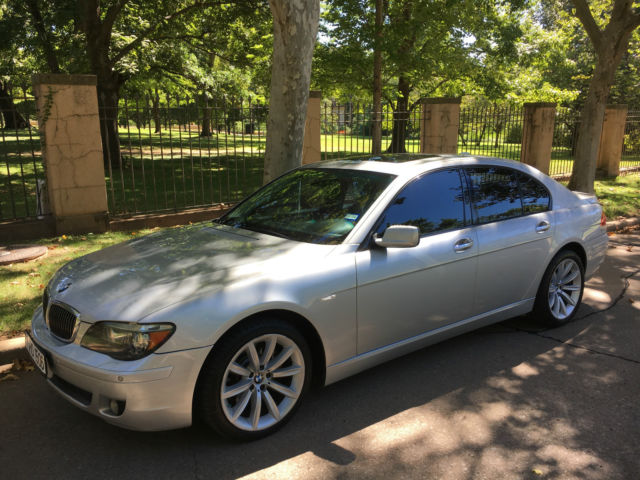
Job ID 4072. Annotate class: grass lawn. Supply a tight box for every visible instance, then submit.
[0,228,164,337]
[594,175,640,219]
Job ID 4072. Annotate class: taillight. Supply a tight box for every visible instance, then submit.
[600,211,607,226]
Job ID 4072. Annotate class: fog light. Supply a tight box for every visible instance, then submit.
[109,399,125,416]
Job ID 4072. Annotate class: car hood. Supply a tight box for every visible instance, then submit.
[47,223,332,322]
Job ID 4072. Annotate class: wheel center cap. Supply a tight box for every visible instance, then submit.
[254,374,263,384]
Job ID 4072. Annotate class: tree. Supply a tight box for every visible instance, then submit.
[262,0,320,184]
[567,0,640,193]
[318,0,524,153]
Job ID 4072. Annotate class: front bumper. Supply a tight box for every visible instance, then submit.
[30,307,212,431]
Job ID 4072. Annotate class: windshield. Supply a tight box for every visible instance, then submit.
[217,168,396,244]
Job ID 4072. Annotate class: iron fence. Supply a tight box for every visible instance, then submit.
[457,105,523,161]
[320,102,422,159]
[0,92,45,222]
[550,107,580,179]
[102,95,268,216]
[621,110,640,174]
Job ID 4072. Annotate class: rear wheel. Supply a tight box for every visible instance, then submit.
[533,250,585,326]
[196,317,312,440]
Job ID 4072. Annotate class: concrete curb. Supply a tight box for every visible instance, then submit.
[607,216,640,232]
[0,336,27,366]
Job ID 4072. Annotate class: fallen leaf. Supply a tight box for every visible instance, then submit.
[532,469,543,476]
[627,246,633,252]
[10,281,20,286]
[607,232,616,237]
[47,245,58,250]
[131,232,137,236]
[81,237,87,240]
[62,235,67,240]
[630,298,635,304]
[39,283,45,289]
[28,272,41,277]
[0,373,19,382]
[13,359,34,372]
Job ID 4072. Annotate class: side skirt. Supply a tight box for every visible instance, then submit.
[324,298,534,386]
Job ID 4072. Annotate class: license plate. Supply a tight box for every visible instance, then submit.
[25,332,47,376]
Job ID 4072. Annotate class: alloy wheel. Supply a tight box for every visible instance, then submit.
[220,333,305,431]
[547,258,582,320]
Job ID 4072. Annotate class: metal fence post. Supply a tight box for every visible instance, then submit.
[597,105,628,177]
[32,74,108,234]
[420,98,461,154]
[521,102,556,174]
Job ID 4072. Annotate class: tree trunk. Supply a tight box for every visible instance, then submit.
[0,82,29,130]
[263,0,320,184]
[568,55,621,192]
[97,79,122,170]
[386,76,411,153]
[371,0,384,155]
[567,0,640,192]
[201,93,212,137]
[25,0,61,73]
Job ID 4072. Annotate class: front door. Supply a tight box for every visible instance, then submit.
[356,169,478,354]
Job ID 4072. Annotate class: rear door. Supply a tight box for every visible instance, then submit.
[464,166,554,313]
[355,168,478,354]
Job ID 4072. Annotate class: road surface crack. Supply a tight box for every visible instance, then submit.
[518,267,640,365]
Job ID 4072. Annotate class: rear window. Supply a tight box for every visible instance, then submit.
[465,167,551,224]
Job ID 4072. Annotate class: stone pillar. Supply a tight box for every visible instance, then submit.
[302,90,322,165]
[597,105,627,177]
[420,98,461,154]
[32,74,108,234]
[520,102,556,174]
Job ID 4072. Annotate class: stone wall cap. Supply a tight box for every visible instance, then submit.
[32,74,98,87]
[309,90,322,98]
[605,104,628,110]
[524,102,557,108]
[422,97,462,104]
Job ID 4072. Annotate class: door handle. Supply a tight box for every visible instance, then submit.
[536,221,551,233]
[454,238,473,253]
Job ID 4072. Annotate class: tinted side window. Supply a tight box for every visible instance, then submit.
[466,167,522,223]
[518,173,550,213]
[376,169,466,236]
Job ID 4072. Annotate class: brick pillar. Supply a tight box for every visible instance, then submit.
[302,90,322,165]
[520,102,556,174]
[420,98,461,154]
[597,105,627,177]
[32,74,108,234]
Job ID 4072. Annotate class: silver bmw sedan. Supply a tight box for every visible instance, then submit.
[27,154,608,440]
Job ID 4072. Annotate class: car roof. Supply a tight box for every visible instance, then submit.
[308,153,544,179]
[307,153,580,210]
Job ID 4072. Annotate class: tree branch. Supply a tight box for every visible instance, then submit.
[102,0,129,40]
[25,0,61,73]
[109,0,249,66]
[570,0,603,52]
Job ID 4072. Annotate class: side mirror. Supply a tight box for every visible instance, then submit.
[373,225,420,248]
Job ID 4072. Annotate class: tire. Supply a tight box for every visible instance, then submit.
[533,250,585,326]
[196,317,312,440]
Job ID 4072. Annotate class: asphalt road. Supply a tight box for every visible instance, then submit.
[1,234,639,480]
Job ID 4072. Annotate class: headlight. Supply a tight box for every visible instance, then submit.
[80,322,175,361]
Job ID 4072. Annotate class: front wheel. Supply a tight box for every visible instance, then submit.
[533,250,585,326]
[196,318,312,440]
